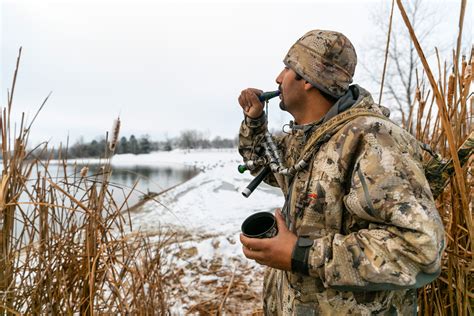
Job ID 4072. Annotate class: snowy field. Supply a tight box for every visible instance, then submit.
[110,149,284,314]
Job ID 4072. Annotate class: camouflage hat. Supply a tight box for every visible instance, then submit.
[283,30,357,98]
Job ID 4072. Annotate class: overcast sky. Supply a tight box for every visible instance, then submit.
[1,0,470,146]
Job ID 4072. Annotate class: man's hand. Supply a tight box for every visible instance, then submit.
[240,210,297,271]
[238,88,265,119]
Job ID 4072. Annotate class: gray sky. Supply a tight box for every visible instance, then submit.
[1,0,469,146]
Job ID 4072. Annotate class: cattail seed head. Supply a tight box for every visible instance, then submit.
[109,117,121,152]
[464,64,471,83]
[447,73,455,107]
[415,87,421,102]
[420,100,426,109]
[80,166,89,178]
[461,56,468,90]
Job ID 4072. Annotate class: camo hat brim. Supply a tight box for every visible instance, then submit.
[283,30,357,99]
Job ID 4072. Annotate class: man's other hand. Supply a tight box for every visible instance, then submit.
[240,210,297,271]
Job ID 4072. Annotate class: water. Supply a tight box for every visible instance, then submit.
[4,161,199,239]
[73,164,199,207]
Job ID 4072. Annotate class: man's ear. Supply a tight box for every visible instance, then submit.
[304,81,314,91]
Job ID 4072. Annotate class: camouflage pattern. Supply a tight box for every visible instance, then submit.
[284,30,357,98]
[423,131,473,198]
[238,87,445,315]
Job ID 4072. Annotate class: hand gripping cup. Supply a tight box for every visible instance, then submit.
[241,212,278,238]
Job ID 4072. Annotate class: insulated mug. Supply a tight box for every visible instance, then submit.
[241,212,278,238]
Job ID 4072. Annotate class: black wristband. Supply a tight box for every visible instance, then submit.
[291,237,313,275]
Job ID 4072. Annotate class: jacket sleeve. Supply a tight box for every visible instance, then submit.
[306,119,445,291]
[238,114,286,189]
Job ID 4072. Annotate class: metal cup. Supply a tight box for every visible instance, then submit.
[241,212,278,238]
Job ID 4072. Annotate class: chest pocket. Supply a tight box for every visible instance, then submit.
[296,161,347,237]
[290,169,327,238]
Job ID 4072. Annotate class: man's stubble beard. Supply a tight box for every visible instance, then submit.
[278,88,287,112]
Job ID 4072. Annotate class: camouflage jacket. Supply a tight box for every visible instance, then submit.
[238,86,445,315]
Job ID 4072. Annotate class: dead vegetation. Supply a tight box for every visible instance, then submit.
[169,231,264,315]
[0,49,171,314]
[392,1,472,314]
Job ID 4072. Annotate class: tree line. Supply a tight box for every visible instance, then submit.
[33,130,239,159]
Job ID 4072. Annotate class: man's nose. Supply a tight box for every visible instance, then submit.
[275,69,284,84]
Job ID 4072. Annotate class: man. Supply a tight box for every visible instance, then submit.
[238,30,445,315]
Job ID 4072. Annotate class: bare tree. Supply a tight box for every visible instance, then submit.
[362,0,442,126]
[178,130,203,149]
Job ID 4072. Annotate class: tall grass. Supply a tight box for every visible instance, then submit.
[393,1,473,314]
[0,48,170,314]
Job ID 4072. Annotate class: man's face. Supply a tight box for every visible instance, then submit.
[275,67,305,114]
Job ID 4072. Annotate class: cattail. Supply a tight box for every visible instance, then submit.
[460,55,468,90]
[109,117,121,152]
[464,62,472,83]
[461,54,467,74]
[80,166,89,178]
[415,87,421,102]
[447,73,455,107]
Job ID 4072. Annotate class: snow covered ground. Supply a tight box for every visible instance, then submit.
[112,149,284,314]
[125,149,283,234]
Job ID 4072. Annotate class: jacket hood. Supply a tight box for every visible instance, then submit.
[323,85,390,123]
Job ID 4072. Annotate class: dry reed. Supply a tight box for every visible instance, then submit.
[393,1,472,314]
[0,49,171,314]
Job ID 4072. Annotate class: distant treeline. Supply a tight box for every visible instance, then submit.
[29,130,238,159]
